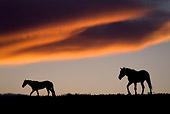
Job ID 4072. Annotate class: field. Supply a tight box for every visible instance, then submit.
[0,93,169,113]
[0,93,170,106]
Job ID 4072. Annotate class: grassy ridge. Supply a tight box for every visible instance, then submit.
[0,93,170,104]
[0,93,169,112]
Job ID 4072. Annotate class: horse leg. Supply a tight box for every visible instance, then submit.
[134,83,137,95]
[141,82,145,95]
[146,77,152,94]
[50,87,56,97]
[149,88,152,95]
[127,82,132,95]
[30,90,35,96]
[36,90,39,96]
[46,88,50,96]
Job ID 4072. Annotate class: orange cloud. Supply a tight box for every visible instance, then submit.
[1,21,170,65]
[0,0,170,65]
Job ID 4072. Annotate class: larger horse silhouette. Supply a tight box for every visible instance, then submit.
[22,79,56,96]
[118,67,152,95]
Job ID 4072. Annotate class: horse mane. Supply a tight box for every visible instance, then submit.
[26,79,32,81]
[125,68,137,72]
[26,80,38,82]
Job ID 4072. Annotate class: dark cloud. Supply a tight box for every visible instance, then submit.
[15,10,170,55]
[0,0,149,34]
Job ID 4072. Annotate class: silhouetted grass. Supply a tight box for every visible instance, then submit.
[1,93,170,104]
[0,94,168,113]
[0,93,170,112]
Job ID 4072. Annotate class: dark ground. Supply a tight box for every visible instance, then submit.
[0,93,169,112]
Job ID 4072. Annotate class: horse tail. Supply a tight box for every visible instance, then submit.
[50,83,56,97]
[146,74,152,94]
[51,88,56,97]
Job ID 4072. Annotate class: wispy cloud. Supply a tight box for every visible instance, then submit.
[0,0,170,65]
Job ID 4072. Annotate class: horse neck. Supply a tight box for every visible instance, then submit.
[27,81,35,87]
[126,69,136,77]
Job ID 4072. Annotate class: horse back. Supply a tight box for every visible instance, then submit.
[42,81,54,87]
[138,70,150,77]
[128,70,150,83]
[31,80,53,90]
[138,70,150,81]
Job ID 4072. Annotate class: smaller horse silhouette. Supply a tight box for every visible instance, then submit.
[22,79,56,96]
[118,67,152,95]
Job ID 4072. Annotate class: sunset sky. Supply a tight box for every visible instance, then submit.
[0,0,170,95]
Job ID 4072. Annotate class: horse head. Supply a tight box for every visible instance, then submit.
[118,67,126,80]
[22,79,28,88]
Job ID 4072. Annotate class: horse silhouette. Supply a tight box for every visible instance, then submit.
[118,67,152,95]
[22,79,56,96]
